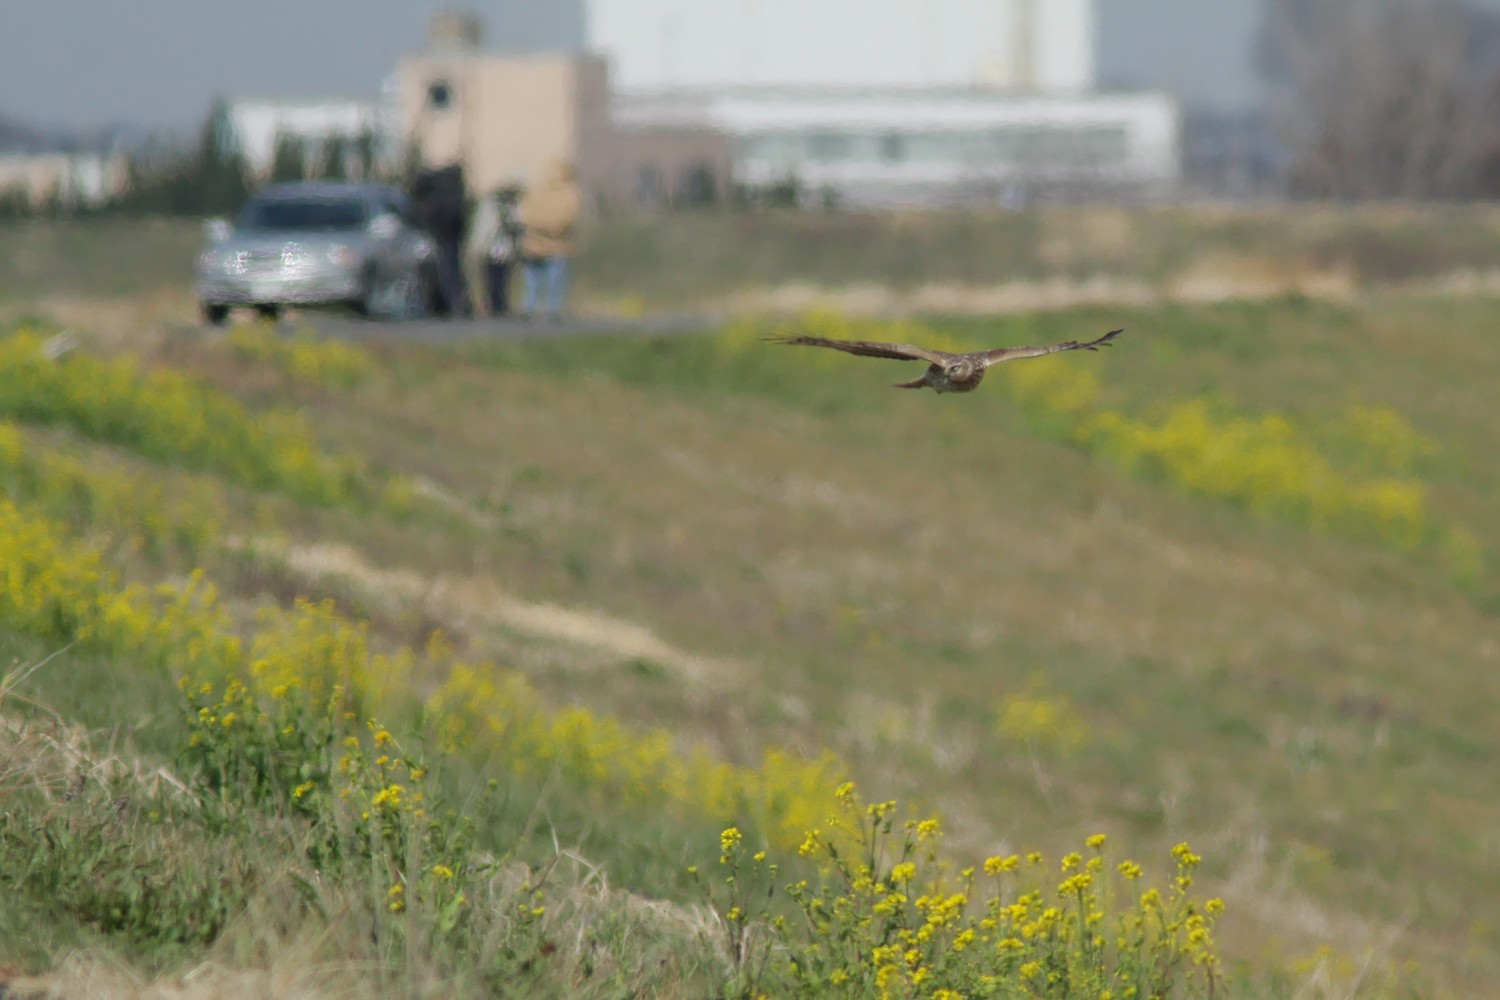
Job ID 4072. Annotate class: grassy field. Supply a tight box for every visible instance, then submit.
[12,204,1500,324]
[3,210,1500,996]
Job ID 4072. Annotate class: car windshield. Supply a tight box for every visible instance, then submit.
[236,196,367,232]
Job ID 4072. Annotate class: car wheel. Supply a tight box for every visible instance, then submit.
[254,303,281,322]
[201,303,230,326]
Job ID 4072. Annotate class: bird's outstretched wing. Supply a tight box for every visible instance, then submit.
[979,329,1123,366]
[766,334,954,364]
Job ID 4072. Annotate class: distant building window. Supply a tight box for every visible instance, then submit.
[997,125,1130,169]
[807,131,853,163]
[738,133,801,169]
[634,165,665,209]
[676,162,717,207]
[427,80,454,110]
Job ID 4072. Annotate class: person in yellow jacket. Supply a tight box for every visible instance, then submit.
[516,159,582,321]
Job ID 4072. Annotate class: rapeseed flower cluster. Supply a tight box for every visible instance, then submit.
[0,419,221,559]
[179,668,481,938]
[995,686,1088,758]
[224,322,375,390]
[702,784,1224,998]
[0,327,366,506]
[427,662,850,851]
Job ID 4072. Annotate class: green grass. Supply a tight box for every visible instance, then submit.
[5,276,1500,995]
[241,296,1496,994]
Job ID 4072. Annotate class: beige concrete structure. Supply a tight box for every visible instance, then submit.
[395,48,614,202]
[391,14,733,211]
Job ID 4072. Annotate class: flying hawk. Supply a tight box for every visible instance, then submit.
[767,329,1123,394]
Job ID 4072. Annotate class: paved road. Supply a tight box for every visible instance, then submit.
[306,311,719,344]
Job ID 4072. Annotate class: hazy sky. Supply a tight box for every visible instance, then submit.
[1,0,1290,131]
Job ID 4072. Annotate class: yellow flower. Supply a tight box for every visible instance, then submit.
[371,784,404,809]
[984,854,1019,876]
[720,826,743,854]
[1086,833,1107,849]
[1118,860,1143,880]
[430,864,454,881]
[220,712,237,727]
[915,817,941,840]
[373,729,393,747]
[1171,842,1201,867]
[890,862,917,884]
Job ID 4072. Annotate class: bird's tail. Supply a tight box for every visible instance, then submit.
[893,375,928,389]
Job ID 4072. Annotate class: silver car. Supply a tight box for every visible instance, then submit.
[195,181,436,324]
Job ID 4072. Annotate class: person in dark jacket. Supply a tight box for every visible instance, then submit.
[411,164,471,318]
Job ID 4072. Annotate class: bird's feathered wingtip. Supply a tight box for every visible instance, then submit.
[1085,328,1124,350]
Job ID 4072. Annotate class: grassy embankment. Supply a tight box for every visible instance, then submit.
[3,282,1500,994]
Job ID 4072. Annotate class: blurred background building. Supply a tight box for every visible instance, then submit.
[591,0,1178,206]
[389,10,734,210]
[2,2,1186,212]
[375,2,1178,209]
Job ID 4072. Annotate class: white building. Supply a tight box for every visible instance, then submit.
[586,0,1097,94]
[587,0,1178,205]
[616,86,1178,206]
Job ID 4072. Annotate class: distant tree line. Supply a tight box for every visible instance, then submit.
[0,98,389,220]
[1259,0,1500,199]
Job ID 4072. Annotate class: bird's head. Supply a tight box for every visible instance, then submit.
[943,358,977,380]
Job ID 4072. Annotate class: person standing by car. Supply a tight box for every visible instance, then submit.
[517,159,581,321]
[466,184,524,317]
[412,164,471,317]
